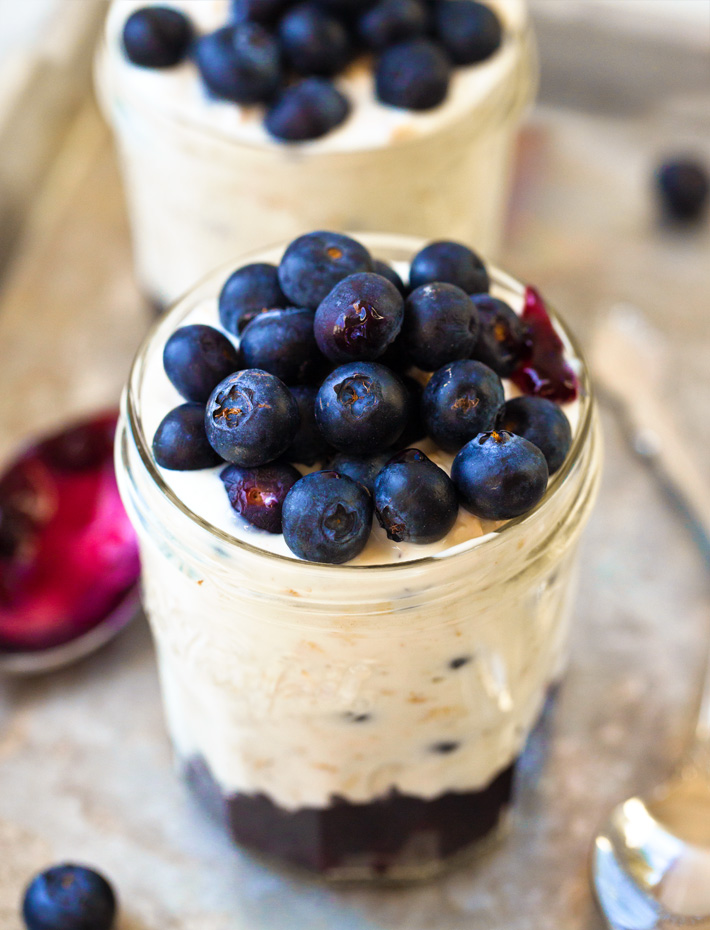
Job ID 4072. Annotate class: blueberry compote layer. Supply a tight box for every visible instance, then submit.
[0,413,140,652]
[185,755,514,877]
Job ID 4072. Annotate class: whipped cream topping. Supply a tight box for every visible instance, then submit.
[104,0,529,152]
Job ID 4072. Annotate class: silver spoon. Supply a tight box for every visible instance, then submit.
[590,306,710,928]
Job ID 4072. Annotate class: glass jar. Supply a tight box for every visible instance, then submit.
[116,235,602,881]
[95,0,537,310]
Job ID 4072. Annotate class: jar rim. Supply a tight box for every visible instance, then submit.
[123,232,596,575]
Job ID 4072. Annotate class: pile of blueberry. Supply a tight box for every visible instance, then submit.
[121,0,504,141]
[152,231,578,565]
[22,864,116,930]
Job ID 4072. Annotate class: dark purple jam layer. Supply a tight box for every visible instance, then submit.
[184,756,515,877]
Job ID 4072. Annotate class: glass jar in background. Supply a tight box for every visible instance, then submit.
[95,0,537,310]
[115,235,602,881]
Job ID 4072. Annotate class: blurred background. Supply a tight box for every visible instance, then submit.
[0,2,709,929]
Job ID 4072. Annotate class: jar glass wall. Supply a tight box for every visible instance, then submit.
[116,235,602,881]
[95,1,537,309]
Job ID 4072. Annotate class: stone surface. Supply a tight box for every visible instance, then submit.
[1,18,710,930]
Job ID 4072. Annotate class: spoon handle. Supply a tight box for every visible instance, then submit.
[592,307,710,752]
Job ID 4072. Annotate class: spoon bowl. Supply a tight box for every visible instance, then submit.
[0,411,141,674]
[593,760,710,929]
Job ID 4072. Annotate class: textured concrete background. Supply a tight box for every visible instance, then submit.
[1,12,710,930]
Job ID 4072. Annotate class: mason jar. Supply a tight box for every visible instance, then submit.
[115,234,602,881]
[95,0,537,310]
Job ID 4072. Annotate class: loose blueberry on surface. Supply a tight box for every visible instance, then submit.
[470,294,527,377]
[163,324,241,403]
[314,272,405,362]
[283,385,332,464]
[375,38,451,110]
[373,259,406,295]
[656,158,709,222]
[374,449,458,544]
[279,4,351,76]
[434,0,502,65]
[409,240,489,293]
[451,429,548,520]
[0,413,140,653]
[22,863,116,930]
[497,395,572,475]
[282,471,373,563]
[328,451,390,493]
[220,461,301,533]
[122,6,193,68]
[218,262,287,335]
[315,362,409,453]
[422,359,504,452]
[511,286,579,403]
[240,308,321,384]
[195,24,281,104]
[231,0,289,24]
[153,404,223,470]
[401,282,479,370]
[205,369,299,466]
[359,0,429,52]
[278,232,373,309]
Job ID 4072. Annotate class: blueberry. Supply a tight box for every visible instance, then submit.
[375,39,451,110]
[22,863,116,930]
[328,451,390,492]
[283,385,332,464]
[163,324,241,403]
[205,370,299,466]
[314,272,404,362]
[278,232,373,309]
[240,308,321,384]
[470,295,527,377]
[656,158,709,222]
[401,282,479,371]
[122,6,193,68]
[153,403,223,470]
[316,362,409,453]
[282,471,373,563]
[409,240,489,293]
[195,24,281,104]
[231,0,289,24]
[219,262,287,335]
[497,396,572,475]
[265,77,350,142]
[394,374,426,447]
[220,461,301,532]
[434,0,502,65]
[451,430,548,520]
[373,259,406,295]
[422,359,504,452]
[359,0,429,51]
[279,4,351,76]
[374,449,458,543]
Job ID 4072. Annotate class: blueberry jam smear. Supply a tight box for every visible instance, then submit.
[511,286,579,403]
[0,413,140,653]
